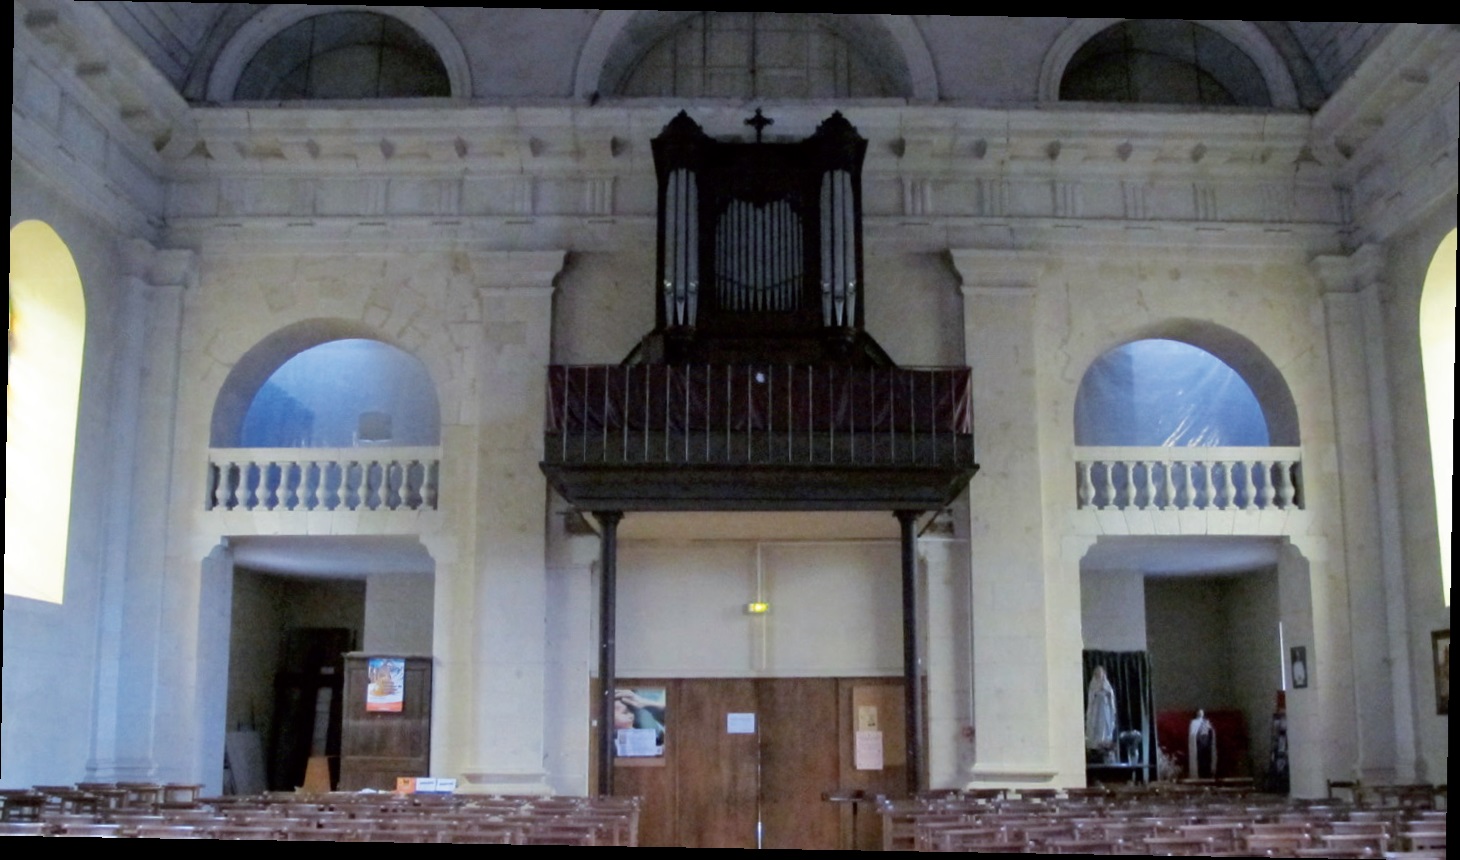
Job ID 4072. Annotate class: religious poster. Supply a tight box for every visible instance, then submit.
[366,656,406,712]
[614,687,667,757]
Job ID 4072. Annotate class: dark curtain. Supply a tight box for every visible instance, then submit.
[1083,650,1155,775]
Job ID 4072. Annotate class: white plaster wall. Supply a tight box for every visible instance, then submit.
[1147,578,1235,712]
[363,573,435,655]
[615,540,905,677]
[1081,569,1147,652]
[1224,568,1282,778]
[4,168,135,788]
[1378,200,1456,783]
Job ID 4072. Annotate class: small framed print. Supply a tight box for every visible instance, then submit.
[1433,630,1449,716]
[1290,646,1309,690]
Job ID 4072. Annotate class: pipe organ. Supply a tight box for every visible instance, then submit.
[640,111,888,366]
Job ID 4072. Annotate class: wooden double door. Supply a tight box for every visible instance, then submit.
[607,677,907,849]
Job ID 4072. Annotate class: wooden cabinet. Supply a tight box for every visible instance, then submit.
[338,654,432,791]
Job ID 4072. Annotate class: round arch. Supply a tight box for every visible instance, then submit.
[573,11,938,102]
[210,318,442,448]
[8,220,86,604]
[1038,19,1299,109]
[206,5,472,101]
[1076,319,1301,446]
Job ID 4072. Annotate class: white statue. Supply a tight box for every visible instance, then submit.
[1085,665,1117,758]
[1188,709,1217,778]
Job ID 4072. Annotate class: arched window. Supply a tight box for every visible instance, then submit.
[1420,229,1455,602]
[237,339,440,448]
[7,221,86,604]
[1059,20,1272,108]
[1075,339,1269,446]
[234,11,450,100]
[614,12,902,99]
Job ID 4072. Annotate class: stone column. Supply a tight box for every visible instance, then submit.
[950,250,1075,788]
[87,239,193,783]
[442,251,564,795]
[1312,246,1415,784]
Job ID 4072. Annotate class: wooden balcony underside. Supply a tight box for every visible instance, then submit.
[541,459,978,512]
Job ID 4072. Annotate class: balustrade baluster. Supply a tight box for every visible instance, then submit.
[1276,461,1295,508]
[1077,461,1094,509]
[1143,460,1158,510]
[210,462,224,510]
[305,461,320,510]
[368,460,383,509]
[224,458,239,505]
[346,460,360,510]
[1259,459,1277,509]
[1237,461,1256,510]
[1195,461,1209,508]
[286,460,299,510]
[1120,460,1136,508]
[272,460,283,510]
[1161,458,1176,510]
[245,462,260,510]
[1100,462,1116,509]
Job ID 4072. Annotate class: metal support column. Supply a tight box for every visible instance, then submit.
[896,509,924,796]
[594,510,623,796]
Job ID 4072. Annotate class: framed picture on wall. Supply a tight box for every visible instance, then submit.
[1433,630,1449,716]
[1290,646,1309,689]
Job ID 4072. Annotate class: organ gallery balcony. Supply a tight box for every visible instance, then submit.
[541,363,976,511]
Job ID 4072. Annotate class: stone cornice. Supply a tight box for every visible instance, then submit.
[16,0,194,162]
[1312,24,1460,243]
[173,105,1319,182]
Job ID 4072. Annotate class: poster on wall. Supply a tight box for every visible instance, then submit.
[614,687,667,758]
[367,657,406,712]
[1289,646,1309,689]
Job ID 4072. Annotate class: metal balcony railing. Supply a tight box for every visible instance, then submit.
[545,364,973,468]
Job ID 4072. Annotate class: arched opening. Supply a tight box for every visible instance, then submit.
[606,12,909,100]
[238,339,440,449]
[230,10,453,100]
[7,221,86,604]
[1072,333,1299,512]
[1059,20,1273,107]
[212,321,439,449]
[1420,228,1455,603]
[209,322,442,514]
[1075,338,1270,447]
[222,535,435,793]
[1080,535,1299,789]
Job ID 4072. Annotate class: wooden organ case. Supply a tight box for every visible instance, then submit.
[632,111,892,367]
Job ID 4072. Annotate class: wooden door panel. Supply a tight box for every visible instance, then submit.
[675,678,759,848]
[759,677,840,849]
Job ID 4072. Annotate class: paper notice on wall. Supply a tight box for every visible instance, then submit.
[854,730,884,770]
[726,713,756,734]
[616,728,659,757]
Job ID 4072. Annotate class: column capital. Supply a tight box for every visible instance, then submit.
[950,249,1047,295]
[1311,244,1385,295]
[468,250,567,296]
[119,237,196,290]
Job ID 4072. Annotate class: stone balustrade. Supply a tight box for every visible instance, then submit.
[1074,446,1302,511]
[205,447,441,512]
